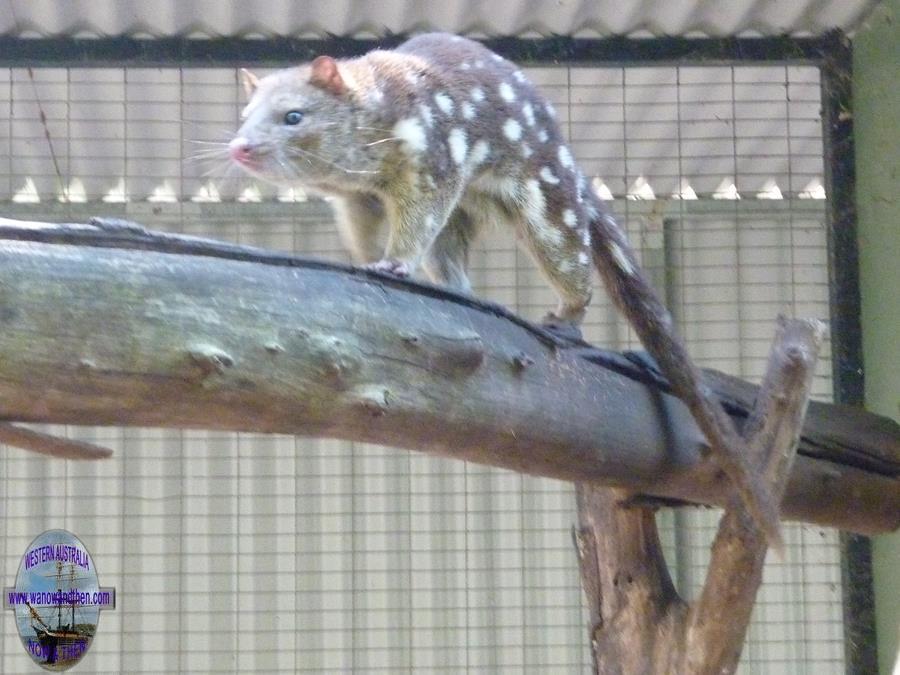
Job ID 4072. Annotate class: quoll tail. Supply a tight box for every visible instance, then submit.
[587,212,784,552]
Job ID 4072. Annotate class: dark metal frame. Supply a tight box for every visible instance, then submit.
[815,34,876,675]
[0,30,873,673]
[0,32,857,67]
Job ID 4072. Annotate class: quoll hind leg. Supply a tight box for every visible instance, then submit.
[518,214,592,340]
[421,208,476,293]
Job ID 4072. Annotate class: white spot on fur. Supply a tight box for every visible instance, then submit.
[471,87,485,102]
[393,117,428,154]
[460,62,471,70]
[473,173,521,203]
[470,140,490,166]
[419,104,434,127]
[522,103,535,127]
[461,102,475,120]
[434,92,454,115]
[537,128,549,143]
[425,175,437,190]
[609,242,635,275]
[521,144,533,158]
[576,173,587,202]
[371,88,385,103]
[475,60,485,68]
[539,166,560,184]
[535,219,564,247]
[523,180,551,234]
[448,128,468,165]
[492,53,504,62]
[499,82,516,102]
[563,209,577,227]
[578,251,590,266]
[532,225,565,248]
[581,228,591,247]
[558,145,574,170]
[545,102,558,118]
[404,72,419,86]
[558,259,574,274]
[503,118,523,141]
[513,70,527,83]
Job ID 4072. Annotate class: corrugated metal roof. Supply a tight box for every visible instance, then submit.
[1,0,882,39]
[1,63,826,203]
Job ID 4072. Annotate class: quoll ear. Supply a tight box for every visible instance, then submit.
[309,55,345,96]
[240,68,260,100]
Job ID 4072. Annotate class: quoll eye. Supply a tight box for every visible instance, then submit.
[283,110,304,125]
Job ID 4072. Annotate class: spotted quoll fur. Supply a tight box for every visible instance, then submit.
[230,33,782,548]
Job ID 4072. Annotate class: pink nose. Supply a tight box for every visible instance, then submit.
[229,137,254,164]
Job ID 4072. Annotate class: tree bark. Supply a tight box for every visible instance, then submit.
[682,318,823,674]
[575,487,688,674]
[576,318,825,675]
[0,217,897,537]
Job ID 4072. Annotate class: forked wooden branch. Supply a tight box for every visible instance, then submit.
[576,318,824,675]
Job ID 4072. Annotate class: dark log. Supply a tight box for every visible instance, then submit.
[0,217,897,535]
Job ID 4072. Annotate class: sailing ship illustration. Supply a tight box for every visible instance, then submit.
[23,560,96,668]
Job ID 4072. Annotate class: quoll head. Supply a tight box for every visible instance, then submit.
[229,56,373,187]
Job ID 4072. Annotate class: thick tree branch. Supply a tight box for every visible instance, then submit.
[0,217,897,537]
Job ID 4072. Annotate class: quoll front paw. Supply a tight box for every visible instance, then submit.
[541,313,584,342]
[365,258,412,278]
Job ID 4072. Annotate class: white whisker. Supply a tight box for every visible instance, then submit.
[200,160,234,179]
[184,149,231,166]
[356,125,396,133]
[274,156,303,181]
[185,146,230,157]
[185,140,230,146]
[284,146,380,175]
[365,137,400,147]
